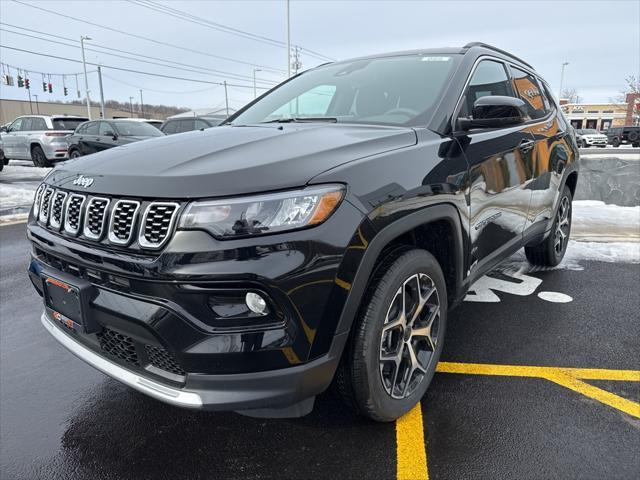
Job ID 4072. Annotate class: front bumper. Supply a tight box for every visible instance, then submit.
[583,138,607,146]
[41,310,346,412]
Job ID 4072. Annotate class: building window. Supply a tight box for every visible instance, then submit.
[587,110,598,113]
[602,110,614,113]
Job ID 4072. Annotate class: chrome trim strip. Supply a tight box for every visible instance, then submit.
[48,190,68,230]
[83,196,111,240]
[33,184,46,218]
[108,200,141,245]
[138,202,180,250]
[41,312,203,408]
[63,193,86,235]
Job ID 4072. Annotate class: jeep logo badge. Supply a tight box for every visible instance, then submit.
[73,175,94,188]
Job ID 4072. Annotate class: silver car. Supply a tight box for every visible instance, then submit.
[1,115,88,167]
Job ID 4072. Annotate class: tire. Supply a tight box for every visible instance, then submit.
[336,248,447,422]
[525,185,572,267]
[632,143,639,148]
[31,145,51,167]
[612,138,621,148]
[69,149,82,159]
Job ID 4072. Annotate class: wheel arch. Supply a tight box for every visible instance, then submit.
[334,203,465,337]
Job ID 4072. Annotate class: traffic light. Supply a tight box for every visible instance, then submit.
[48,83,53,93]
[17,75,24,87]
[43,82,47,92]
[24,78,30,89]
[64,86,68,96]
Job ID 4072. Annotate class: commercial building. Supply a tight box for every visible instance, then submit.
[0,99,131,125]
[559,93,639,131]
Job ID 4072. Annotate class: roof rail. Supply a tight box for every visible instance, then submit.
[462,42,534,69]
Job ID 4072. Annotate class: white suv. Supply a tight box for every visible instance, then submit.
[1,115,88,167]
[575,128,608,148]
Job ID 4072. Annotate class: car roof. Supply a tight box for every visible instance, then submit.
[320,42,536,75]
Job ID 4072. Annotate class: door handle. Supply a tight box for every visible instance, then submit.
[519,139,535,153]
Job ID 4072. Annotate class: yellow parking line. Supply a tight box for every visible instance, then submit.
[396,403,428,480]
[436,361,640,419]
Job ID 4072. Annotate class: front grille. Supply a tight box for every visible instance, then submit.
[49,191,68,230]
[108,200,140,245]
[97,328,140,366]
[35,185,181,250]
[83,197,110,240]
[139,202,180,249]
[38,187,54,224]
[63,194,86,235]
[145,345,186,376]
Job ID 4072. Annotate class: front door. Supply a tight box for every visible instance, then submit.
[3,117,24,158]
[455,59,534,278]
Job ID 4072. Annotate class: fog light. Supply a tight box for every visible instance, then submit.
[245,292,268,315]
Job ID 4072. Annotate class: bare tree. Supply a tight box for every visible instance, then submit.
[610,75,640,103]
[561,87,582,104]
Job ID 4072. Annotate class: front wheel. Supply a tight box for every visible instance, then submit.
[612,138,621,147]
[31,145,51,167]
[525,185,572,266]
[68,149,82,159]
[336,249,447,422]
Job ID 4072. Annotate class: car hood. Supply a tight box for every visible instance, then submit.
[46,124,417,198]
[582,134,607,139]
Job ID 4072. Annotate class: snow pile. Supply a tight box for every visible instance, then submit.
[572,200,639,241]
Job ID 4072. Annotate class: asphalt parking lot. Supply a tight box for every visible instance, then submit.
[1,220,639,480]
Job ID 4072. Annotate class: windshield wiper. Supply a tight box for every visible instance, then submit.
[260,117,338,124]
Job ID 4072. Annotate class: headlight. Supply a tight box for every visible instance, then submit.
[179,184,345,239]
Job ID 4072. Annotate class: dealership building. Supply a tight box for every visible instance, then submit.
[559,93,639,131]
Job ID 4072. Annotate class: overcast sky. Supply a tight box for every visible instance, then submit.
[0,0,638,112]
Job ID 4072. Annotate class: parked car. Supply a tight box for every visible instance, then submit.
[118,118,164,129]
[0,138,6,172]
[160,116,223,135]
[575,128,608,148]
[2,115,88,167]
[27,42,578,421]
[67,119,165,158]
[606,126,640,147]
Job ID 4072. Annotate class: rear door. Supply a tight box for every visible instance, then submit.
[78,121,100,155]
[454,58,535,277]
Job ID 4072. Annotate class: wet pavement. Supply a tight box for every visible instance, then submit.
[1,221,639,480]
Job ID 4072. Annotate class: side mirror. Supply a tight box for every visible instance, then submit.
[104,130,117,139]
[459,96,527,130]
[0,126,7,133]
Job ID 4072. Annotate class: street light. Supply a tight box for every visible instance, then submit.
[253,68,262,99]
[129,96,134,117]
[558,62,569,101]
[80,36,92,119]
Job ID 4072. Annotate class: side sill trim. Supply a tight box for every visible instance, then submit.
[40,312,203,409]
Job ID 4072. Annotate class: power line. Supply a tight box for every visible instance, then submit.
[130,0,335,62]
[10,0,287,74]
[0,26,279,86]
[101,72,221,94]
[0,44,273,90]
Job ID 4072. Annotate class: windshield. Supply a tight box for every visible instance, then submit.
[113,121,165,136]
[230,54,459,127]
[52,118,88,130]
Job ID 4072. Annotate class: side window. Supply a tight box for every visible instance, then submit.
[98,122,113,135]
[21,118,34,131]
[76,123,87,134]
[195,119,209,129]
[34,118,48,130]
[176,119,195,133]
[459,60,514,118]
[510,66,547,120]
[84,122,99,135]
[162,121,177,134]
[9,118,23,131]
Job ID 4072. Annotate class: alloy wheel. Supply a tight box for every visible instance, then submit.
[554,196,571,255]
[379,273,440,399]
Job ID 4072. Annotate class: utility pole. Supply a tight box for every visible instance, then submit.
[286,0,291,78]
[253,68,261,98]
[129,96,134,117]
[97,66,106,118]
[27,85,33,113]
[558,62,569,101]
[80,36,92,119]
[34,94,40,114]
[139,89,144,118]
[224,81,229,116]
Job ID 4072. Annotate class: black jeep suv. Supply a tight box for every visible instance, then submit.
[606,126,640,147]
[27,43,578,422]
